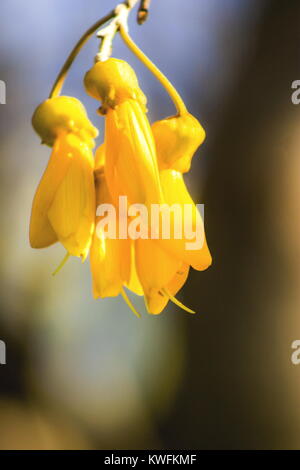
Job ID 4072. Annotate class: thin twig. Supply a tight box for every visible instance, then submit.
[49,10,114,98]
[96,0,140,62]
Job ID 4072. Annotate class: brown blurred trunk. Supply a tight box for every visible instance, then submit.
[162,0,300,449]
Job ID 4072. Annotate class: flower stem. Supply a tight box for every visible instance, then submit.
[49,10,115,98]
[119,24,187,115]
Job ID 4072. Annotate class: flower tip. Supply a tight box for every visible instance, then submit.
[144,295,166,315]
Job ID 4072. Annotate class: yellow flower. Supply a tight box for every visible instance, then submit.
[156,169,212,271]
[133,116,211,314]
[84,59,163,209]
[30,96,98,260]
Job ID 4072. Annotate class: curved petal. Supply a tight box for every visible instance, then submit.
[135,238,183,314]
[90,171,130,298]
[156,169,212,271]
[47,134,95,259]
[104,100,163,208]
[29,134,73,248]
[125,241,144,296]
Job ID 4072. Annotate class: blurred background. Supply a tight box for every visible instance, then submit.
[0,0,300,449]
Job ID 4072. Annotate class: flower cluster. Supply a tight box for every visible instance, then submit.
[29,10,212,316]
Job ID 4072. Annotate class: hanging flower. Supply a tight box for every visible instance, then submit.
[30,96,98,260]
[133,123,212,314]
[84,59,163,209]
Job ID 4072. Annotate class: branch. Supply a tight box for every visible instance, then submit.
[49,0,143,98]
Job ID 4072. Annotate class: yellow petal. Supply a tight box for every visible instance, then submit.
[146,262,190,315]
[90,170,130,298]
[29,134,73,248]
[91,231,130,298]
[167,262,190,296]
[104,100,163,208]
[156,169,212,271]
[47,134,95,259]
[125,242,144,296]
[135,238,183,314]
[84,58,147,113]
[95,143,105,170]
[152,112,205,173]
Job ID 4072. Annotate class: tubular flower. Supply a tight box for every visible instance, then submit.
[133,169,211,314]
[30,96,98,260]
[84,59,164,209]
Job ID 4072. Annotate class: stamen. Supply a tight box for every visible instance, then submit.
[162,288,196,314]
[52,252,70,276]
[121,288,141,318]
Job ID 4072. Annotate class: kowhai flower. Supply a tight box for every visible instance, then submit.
[30,96,97,260]
[84,59,163,210]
